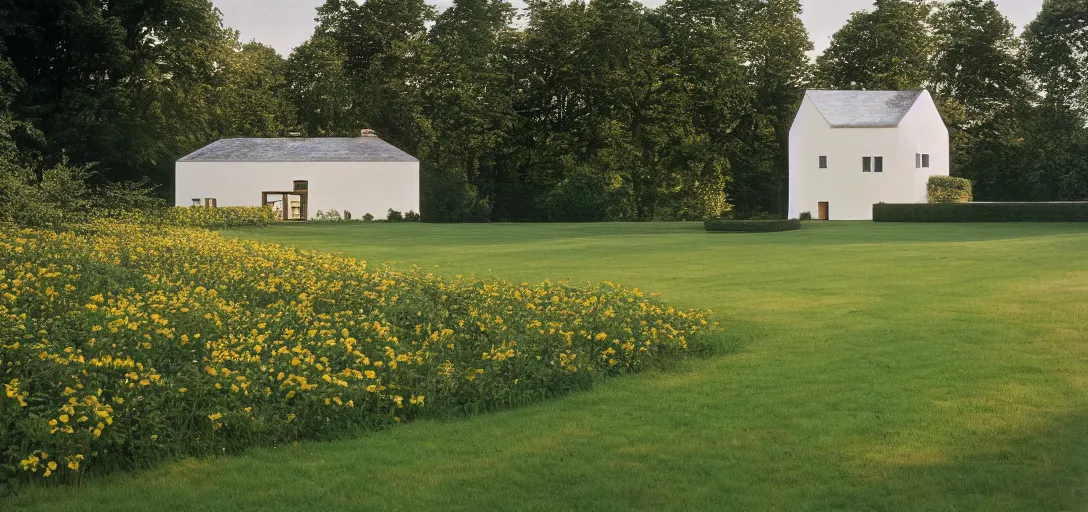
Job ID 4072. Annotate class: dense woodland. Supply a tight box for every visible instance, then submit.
[0,0,1085,222]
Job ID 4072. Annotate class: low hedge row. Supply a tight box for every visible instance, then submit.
[704,219,801,232]
[873,202,1088,222]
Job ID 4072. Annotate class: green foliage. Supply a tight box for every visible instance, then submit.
[362,213,375,222]
[1024,0,1088,121]
[120,206,279,228]
[542,168,633,222]
[927,176,974,203]
[312,209,344,222]
[815,0,933,90]
[404,210,421,221]
[873,202,1088,222]
[703,218,801,232]
[799,211,812,221]
[0,223,715,486]
[387,209,404,221]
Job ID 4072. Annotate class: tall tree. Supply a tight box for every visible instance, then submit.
[930,0,1029,122]
[1,0,232,184]
[284,35,355,137]
[1024,0,1088,121]
[815,0,933,90]
[419,0,518,221]
[212,41,296,137]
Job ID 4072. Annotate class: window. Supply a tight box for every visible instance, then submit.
[875,157,883,173]
[922,154,930,168]
[863,157,872,172]
[204,198,217,208]
[819,156,827,169]
[192,198,201,206]
[916,153,921,168]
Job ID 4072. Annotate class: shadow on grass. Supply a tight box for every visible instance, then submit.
[837,408,1088,511]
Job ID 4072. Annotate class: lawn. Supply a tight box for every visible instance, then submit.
[7,221,1088,511]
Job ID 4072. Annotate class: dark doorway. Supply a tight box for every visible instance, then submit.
[818,202,829,221]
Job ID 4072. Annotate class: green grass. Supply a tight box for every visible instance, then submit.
[7,221,1088,511]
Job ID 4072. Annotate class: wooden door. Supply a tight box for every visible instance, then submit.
[818,202,829,221]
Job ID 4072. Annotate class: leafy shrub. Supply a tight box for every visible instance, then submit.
[118,206,278,228]
[799,211,812,221]
[927,176,973,203]
[542,168,633,222]
[704,219,801,232]
[0,223,717,487]
[873,202,1088,222]
[362,213,375,222]
[387,209,404,221]
[404,210,421,222]
[312,209,343,222]
[343,211,352,221]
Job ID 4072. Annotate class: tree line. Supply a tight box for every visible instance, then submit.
[1,0,1085,222]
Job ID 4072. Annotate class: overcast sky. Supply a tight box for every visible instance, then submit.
[211,0,1045,58]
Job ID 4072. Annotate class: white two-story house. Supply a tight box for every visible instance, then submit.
[788,89,949,221]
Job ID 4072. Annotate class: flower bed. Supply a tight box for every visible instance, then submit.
[0,223,716,486]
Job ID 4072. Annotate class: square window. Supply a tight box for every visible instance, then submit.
[875,157,883,173]
[922,154,930,168]
[819,156,827,169]
[192,198,201,206]
[863,157,872,172]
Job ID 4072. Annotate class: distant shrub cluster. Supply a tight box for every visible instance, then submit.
[873,202,1088,222]
[927,176,973,204]
[0,223,717,488]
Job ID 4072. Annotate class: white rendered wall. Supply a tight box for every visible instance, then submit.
[789,91,950,220]
[174,161,420,218]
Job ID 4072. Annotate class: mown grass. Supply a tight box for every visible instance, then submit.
[7,221,1088,511]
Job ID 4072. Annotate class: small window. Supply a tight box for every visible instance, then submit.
[875,157,883,173]
[922,154,930,168]
[819,156,827,169]
[192,198,201,206]
[916,153,921,168]
[863,157,872,172]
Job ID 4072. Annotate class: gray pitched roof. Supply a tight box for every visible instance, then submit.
[178,137,419,163]
[806,90,925,128]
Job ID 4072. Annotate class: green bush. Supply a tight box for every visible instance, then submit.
[799,211,812,221]
[928,176,973,203]
[117,206,278,228]
[405,210,421,222]
[704,219,801,232]
[873,202,1088,222]
[387,208,404,221]
[362,213,375,222]
[312,209,343,222]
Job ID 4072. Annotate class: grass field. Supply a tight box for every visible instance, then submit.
[7,221,1088,511]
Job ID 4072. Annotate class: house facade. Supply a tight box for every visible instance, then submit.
[175,136,420,221]
[788,89,949,221]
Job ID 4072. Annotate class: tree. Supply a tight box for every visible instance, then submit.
[284,36,355,136]
[212,41,296,137]
[1024,0,1088,121]
[930,0,1029,122]
[815,0,934,90]
[1,0,233,185]
[419,0,519,221]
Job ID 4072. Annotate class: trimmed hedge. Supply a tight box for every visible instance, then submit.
[873,202,1088,222]
[928,176,973,203]
[704,219,801,232]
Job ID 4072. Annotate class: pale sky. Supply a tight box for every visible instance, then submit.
[212,0,1045,58]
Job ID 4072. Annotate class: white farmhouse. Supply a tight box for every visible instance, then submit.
[788,89,949,221]
[175,135,420,221]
